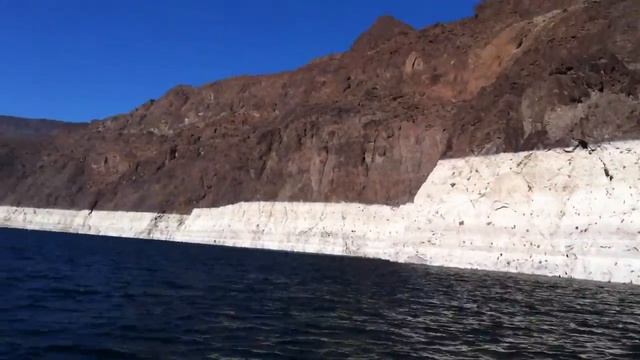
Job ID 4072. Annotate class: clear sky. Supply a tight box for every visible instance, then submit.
[0,0,479,122]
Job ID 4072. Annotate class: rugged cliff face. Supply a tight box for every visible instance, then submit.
[1,0,640,213]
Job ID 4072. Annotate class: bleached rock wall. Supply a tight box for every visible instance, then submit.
[1,141,639,284]
[0,207,186,240]
[407,141,640,283]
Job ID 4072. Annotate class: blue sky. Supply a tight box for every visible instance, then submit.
[0,0,479,122]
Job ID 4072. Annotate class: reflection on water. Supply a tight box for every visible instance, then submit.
[1,228,639,359]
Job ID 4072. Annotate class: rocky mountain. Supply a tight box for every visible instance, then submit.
[0,116,80,139]
[1,0,639,213]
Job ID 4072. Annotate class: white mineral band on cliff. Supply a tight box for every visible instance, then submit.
[2,140,639,284]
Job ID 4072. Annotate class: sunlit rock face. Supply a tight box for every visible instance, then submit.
[2,0,640,213]
[2,140,639,284]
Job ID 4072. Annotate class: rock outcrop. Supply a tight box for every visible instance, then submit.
[2,140,639,283]
[1,0,640,213]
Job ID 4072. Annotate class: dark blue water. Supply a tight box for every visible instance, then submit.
[1,229,639,359]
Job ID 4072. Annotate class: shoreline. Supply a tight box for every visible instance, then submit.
[2,141,639,284]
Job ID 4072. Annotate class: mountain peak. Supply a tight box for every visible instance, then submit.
[351,15,414,51]
[474,0,581,20]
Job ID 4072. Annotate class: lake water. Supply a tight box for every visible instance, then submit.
[1,228,639,359]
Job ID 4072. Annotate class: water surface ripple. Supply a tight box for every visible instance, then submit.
[1,228,639,359]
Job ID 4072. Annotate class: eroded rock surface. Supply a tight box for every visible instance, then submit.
[2,140,639,283]
[1,0,640,213]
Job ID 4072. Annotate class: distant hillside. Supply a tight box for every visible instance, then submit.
[0,115,82,139]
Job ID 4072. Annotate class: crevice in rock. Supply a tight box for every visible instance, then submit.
[563,138,595,153]
[598,156,614,181]
[88,199,99,215]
